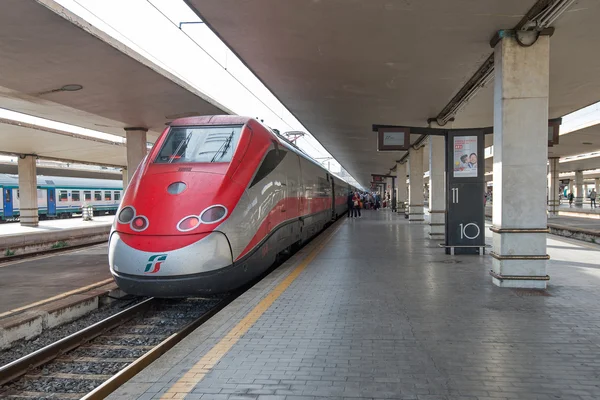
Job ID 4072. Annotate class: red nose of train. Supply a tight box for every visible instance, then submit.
[116,165,233,239]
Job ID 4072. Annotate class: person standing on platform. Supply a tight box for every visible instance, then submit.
[591,189,597,208]
[352,192,362,218]
[568,192,574,208]
[347,191,354,218]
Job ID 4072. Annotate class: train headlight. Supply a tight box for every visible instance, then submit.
[167,182,187,195]
[200,205,227,224]
[177,215,200,232]
[131,216,149,232]
[118,206,135,224]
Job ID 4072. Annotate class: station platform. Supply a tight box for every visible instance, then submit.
[109,210,600,400]
[0,244,112,314]
[0,215,114,260]
[0,215,114,236]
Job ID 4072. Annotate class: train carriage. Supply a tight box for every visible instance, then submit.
[109,115,356,297]
[0,174,122,221]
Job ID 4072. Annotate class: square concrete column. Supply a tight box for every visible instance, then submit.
[121,168,128,191]
[428,135,445,239]
[125,127,148,186]
[568,179,574,198]
[574,170,584,208]
[396,162,408,214]
[491,34,550,289]
[595,178,599,195]
[548,158,559,215]
[408,146,424,222]
[18,155,39,227]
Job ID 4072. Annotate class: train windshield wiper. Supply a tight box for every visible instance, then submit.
[210,131,235,162]
[168,131,193,163]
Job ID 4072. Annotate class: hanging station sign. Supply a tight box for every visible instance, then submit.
[548,118,562,147]
[377,127,410,151]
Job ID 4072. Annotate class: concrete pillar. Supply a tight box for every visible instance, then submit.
[574,171,584,207]
[428,135,445,239]
[408,146,424,222]
[568,179,574,199]
[385,178,392,210]
[396,162,408,214]
[121,168,128,191]
[490,33,550,289]
[548,158,559,215]
[125,127,148,186]
[18,155,39,227]
[595,178,599,196]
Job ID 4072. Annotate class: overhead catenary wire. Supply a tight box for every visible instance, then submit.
[145,1,345,167]
[145,0,294,132]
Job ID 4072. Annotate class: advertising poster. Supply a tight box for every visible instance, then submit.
[453,136,478,178]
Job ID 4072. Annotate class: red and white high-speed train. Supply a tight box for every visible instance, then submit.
[109,115,355,297]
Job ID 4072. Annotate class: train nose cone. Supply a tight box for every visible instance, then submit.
[109,231,232,276]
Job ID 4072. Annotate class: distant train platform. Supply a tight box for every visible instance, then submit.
[0,215,114,260]
[0,214,114,236]
[109,210,600,400]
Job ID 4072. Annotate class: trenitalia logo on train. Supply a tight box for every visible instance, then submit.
[145,255,167,274]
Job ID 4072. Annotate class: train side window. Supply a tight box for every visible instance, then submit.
[114,191,121,201]
[84,191,92,201]
[59,190,68,202]
[105,191,112,201]
[249,149,287,188]
[72,191,81,202]
[94,191,102,201]
[4,189,10,202]
[16,189,19,200]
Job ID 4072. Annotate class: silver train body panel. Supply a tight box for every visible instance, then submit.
[110,140,351,297]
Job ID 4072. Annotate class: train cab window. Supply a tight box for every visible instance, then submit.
[114,191,121,201]
[154,125,243,164]
[94,191,102,201]
[72,191,80,202]
[59,190,68,202]
[84,191,92,201]
[249,148,287,188]
[105,191,112,201]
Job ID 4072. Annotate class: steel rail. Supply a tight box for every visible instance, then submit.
[81,295,233,400]
[0,297,155,386]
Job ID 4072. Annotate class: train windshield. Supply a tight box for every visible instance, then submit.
[155,125,243,164]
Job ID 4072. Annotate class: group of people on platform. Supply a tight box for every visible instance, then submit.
[346,191,384,218]
[567,189,597,208]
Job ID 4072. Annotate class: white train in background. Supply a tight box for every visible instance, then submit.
[0,174,123,221]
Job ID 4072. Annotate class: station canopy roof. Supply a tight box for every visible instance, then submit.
[0,0,230,164]
[187,0,600,186]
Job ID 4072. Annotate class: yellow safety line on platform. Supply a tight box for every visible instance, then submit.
[0,278,115,319]
[160,220,345,399]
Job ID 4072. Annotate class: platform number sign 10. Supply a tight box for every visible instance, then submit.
[459,222,480,240]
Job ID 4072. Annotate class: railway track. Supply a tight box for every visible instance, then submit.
[0,295,230,399]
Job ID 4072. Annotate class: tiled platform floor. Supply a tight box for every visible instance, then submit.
[110,210,600,400]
